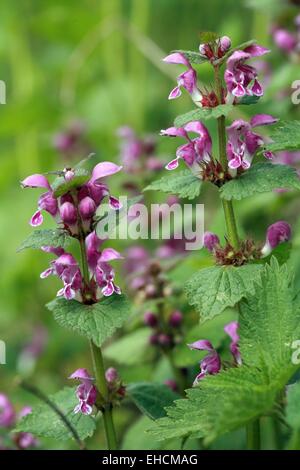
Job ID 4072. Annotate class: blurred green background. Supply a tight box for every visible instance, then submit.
[1,0,300,449]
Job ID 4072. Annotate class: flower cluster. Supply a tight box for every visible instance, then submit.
[272,14,300,57]
[117,126,164,174]
[203,220,292,265]
[161,115,277,174]
[188,320,241,385]
[0,394,38,450]
[164,39,269,106]
[69,369,97,415]
[144,309,183,349]
[22,162,124,301]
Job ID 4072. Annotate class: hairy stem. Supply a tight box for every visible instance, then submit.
[214,65,240,249]
[78,229,118,450]
[246,419,261,450]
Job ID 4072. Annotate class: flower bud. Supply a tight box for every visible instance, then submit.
[64,168,75,182]
[60,202,77,225]
[219,36,231,53]
[105,367,119,383]
[79,196,96,220]
[149,333,159,345]
[261,221,291,257]
[164,379,177,392]
[203,231,220,252]
[169,310,183,328]
[0,394,15,428]
[144,311,158,328]
[158,333,171,347]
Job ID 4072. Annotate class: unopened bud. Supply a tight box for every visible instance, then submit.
[60,202,77,225]
[144,312,158,328]
[261,221,291,257]
[79,196,96,220]
[169,310,183,328]
[203,231,220,252]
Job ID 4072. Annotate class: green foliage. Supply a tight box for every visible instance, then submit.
[149,260,300,443]
[239,95,260,105]
[47,295,131,347]
[17,229,71,252]
[262,121,300,153]
[127,382,180,420]
[52,169,90,198]
[104,328,154,365]
[174,105,234,127]
[144,169,202,200]
[220,163,300,201]
[185,263,263,323]
[286,383,300,430]
[15,387,96,441]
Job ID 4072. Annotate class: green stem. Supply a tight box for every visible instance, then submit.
[246,419,261,450]
[90,341,118,450]
[214,65,240,249]
[78,229,118,450]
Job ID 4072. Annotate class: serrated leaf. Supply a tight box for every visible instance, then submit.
[127,382,180,420]
[172,50,206,65]
[52,168,90,197]
[263,121,300,153]
[220,163,300,201]
[105,328,154,365]
[95,195,143,238]
[185,264,263,323]
[144,170,202,200]
[15,387,96,441]
[174,105,234,127]
[286,383,300,430]
[149,260,300,443]
[17,229,70,252]
[47,295,131,347]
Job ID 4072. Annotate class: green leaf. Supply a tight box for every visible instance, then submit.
[95,195,143,238]
[47,295,131,347]
[15,387,96,441]
[17,229,71,252]
[286,383,300,430]
[256,242,292,266]
[185,264,263,323]
[105,328,154,365]
[174,105,234,127]
[172,50,206,65]
[220,163,300,201]
[239,95,261,105]
[263,121,300,153]
[52,168,90,198]
[127,382,180,420]
[149,260,300,443]
[144,169,202,200]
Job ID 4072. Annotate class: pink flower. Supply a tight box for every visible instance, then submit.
[225,44,270,100]
[161,121,212,171]
[226,114,278,170]
[0,394,15,428]
[261,221,292,257]
[69,368,97,415]
[163,53,202,104]
[40,247,83,300]
[224,321,241,365]
[203,232,220,252]
[21,174,59,227]
[15,407,38,449]
[188,340,221,385]
[85,231,123,297]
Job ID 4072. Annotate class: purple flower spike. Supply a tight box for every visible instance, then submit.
[163,53,202,104]
[203,232,220,252]
[69,368,97,416]
[188,339,221,385]
[225,44,270,101]
[226,114,278,170]
[261,221,292,257]
[161,121,212,172]
[224,321,242,365]
[0,394,16,428]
